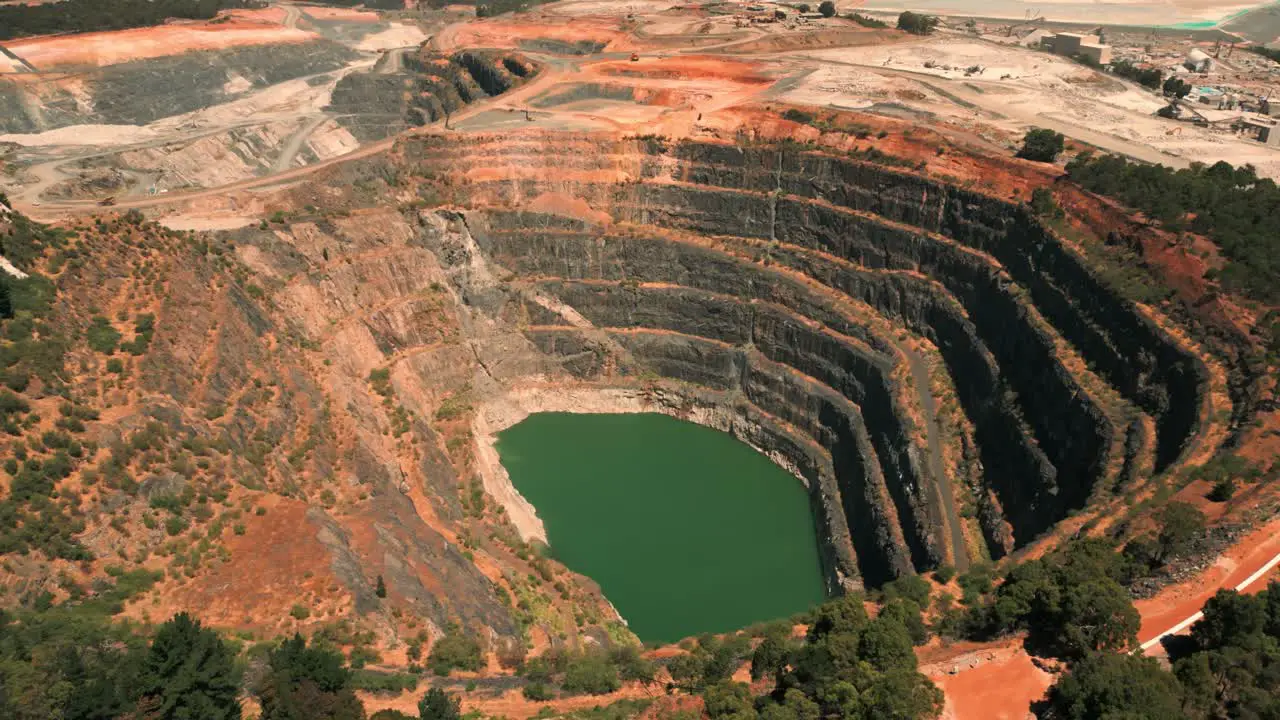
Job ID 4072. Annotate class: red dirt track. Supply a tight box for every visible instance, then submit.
[1136,515,1280,651]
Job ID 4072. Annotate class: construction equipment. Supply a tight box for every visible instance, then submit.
[98,196,116,207]
[630,53,640,62]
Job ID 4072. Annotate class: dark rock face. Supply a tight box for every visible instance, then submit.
[411,136,1212,588]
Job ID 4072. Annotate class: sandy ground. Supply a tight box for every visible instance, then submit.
[354,22,430,52]
[0,21,317,70]
[787,36,1280,177]
[854,0,1268,25]
[923,642,1053,720]
[302,6,381,22]
[433,17,638,53]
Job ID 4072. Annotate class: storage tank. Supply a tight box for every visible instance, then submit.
[1185,48,1212,72]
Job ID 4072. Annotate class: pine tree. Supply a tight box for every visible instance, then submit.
[418,689,460,720]
[137,613,242,720]
[375,575,387,599]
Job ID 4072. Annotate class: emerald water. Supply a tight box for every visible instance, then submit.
[496,412,827,643]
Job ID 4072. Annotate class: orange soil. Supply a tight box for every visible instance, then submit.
[301,6,381,22]
[524,192,614,225]
[925,642,1053,720]
[122,496,349,633]
[1135,514,1280,647]
[593,55,772,84]
[225,7,291,24]
[436,18,636,52]
[3,21,316,69]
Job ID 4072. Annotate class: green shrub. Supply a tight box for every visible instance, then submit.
[86,316,121,354]
[1017,128,1065,163]
[561,652,620,696]
[428,627,483,676]
[351,668,416,693]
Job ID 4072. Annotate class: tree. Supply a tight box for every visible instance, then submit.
[896,11,938,35]
[560,652,620,696]
[817,1,835,17]
[375,575,387,599]
[137,613,242,720]
[418,689,460,720]
[1162,76,1191,98]
[257,634,362,720]
[1030,187,1064,219]
[1156,502,1205,562]
[751,636,791,681]
[807,594,868,639]
[609,644,656,684]
[427,627,483,676]
[858,617,916,670]
[881,575,931,607]
[878,598,928,646]
[665,652,704,691]
[1017,128,1066,163]
[703,681,755,718]
[1054,581,1140,658]
[1189,589,1268,650]
[1041,653,1188,720]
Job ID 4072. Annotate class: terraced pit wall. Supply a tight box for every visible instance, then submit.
[404,134,1214,588]
[329,50,537,140]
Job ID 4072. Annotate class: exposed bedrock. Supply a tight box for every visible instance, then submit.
[535,280,943,572]
[406,135,1216,584]
[662,141,1207,471]
[470,215,1059,551]
[525,325,913,586]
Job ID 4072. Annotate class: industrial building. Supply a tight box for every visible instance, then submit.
[1238,117,1280,146]
[1043,32,1113,65]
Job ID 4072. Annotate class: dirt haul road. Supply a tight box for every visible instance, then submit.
[1138,515,1280,653]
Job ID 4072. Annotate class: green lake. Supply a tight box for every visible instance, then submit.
[495,412,828,643]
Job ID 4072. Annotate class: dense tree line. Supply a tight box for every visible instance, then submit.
[712,595,942,720]
[0,0,252,41]
[1250,46,1280,64]
[1066,153,1280,304]
[945,503,1206,658]
[896,11,938,35]
[1109,60,1163,89]
[0,581,243,720]
[1040,582,1280,719]
[0,578,382,720]
[846,13,887,28]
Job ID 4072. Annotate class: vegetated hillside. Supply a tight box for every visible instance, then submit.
[0,191,945,718]
[0,0,252,41]
[1066,154,1280,309]
[0,200,529,653]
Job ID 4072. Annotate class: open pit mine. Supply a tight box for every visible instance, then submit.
[356,133,1212,589]
[1,1,1277,718]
